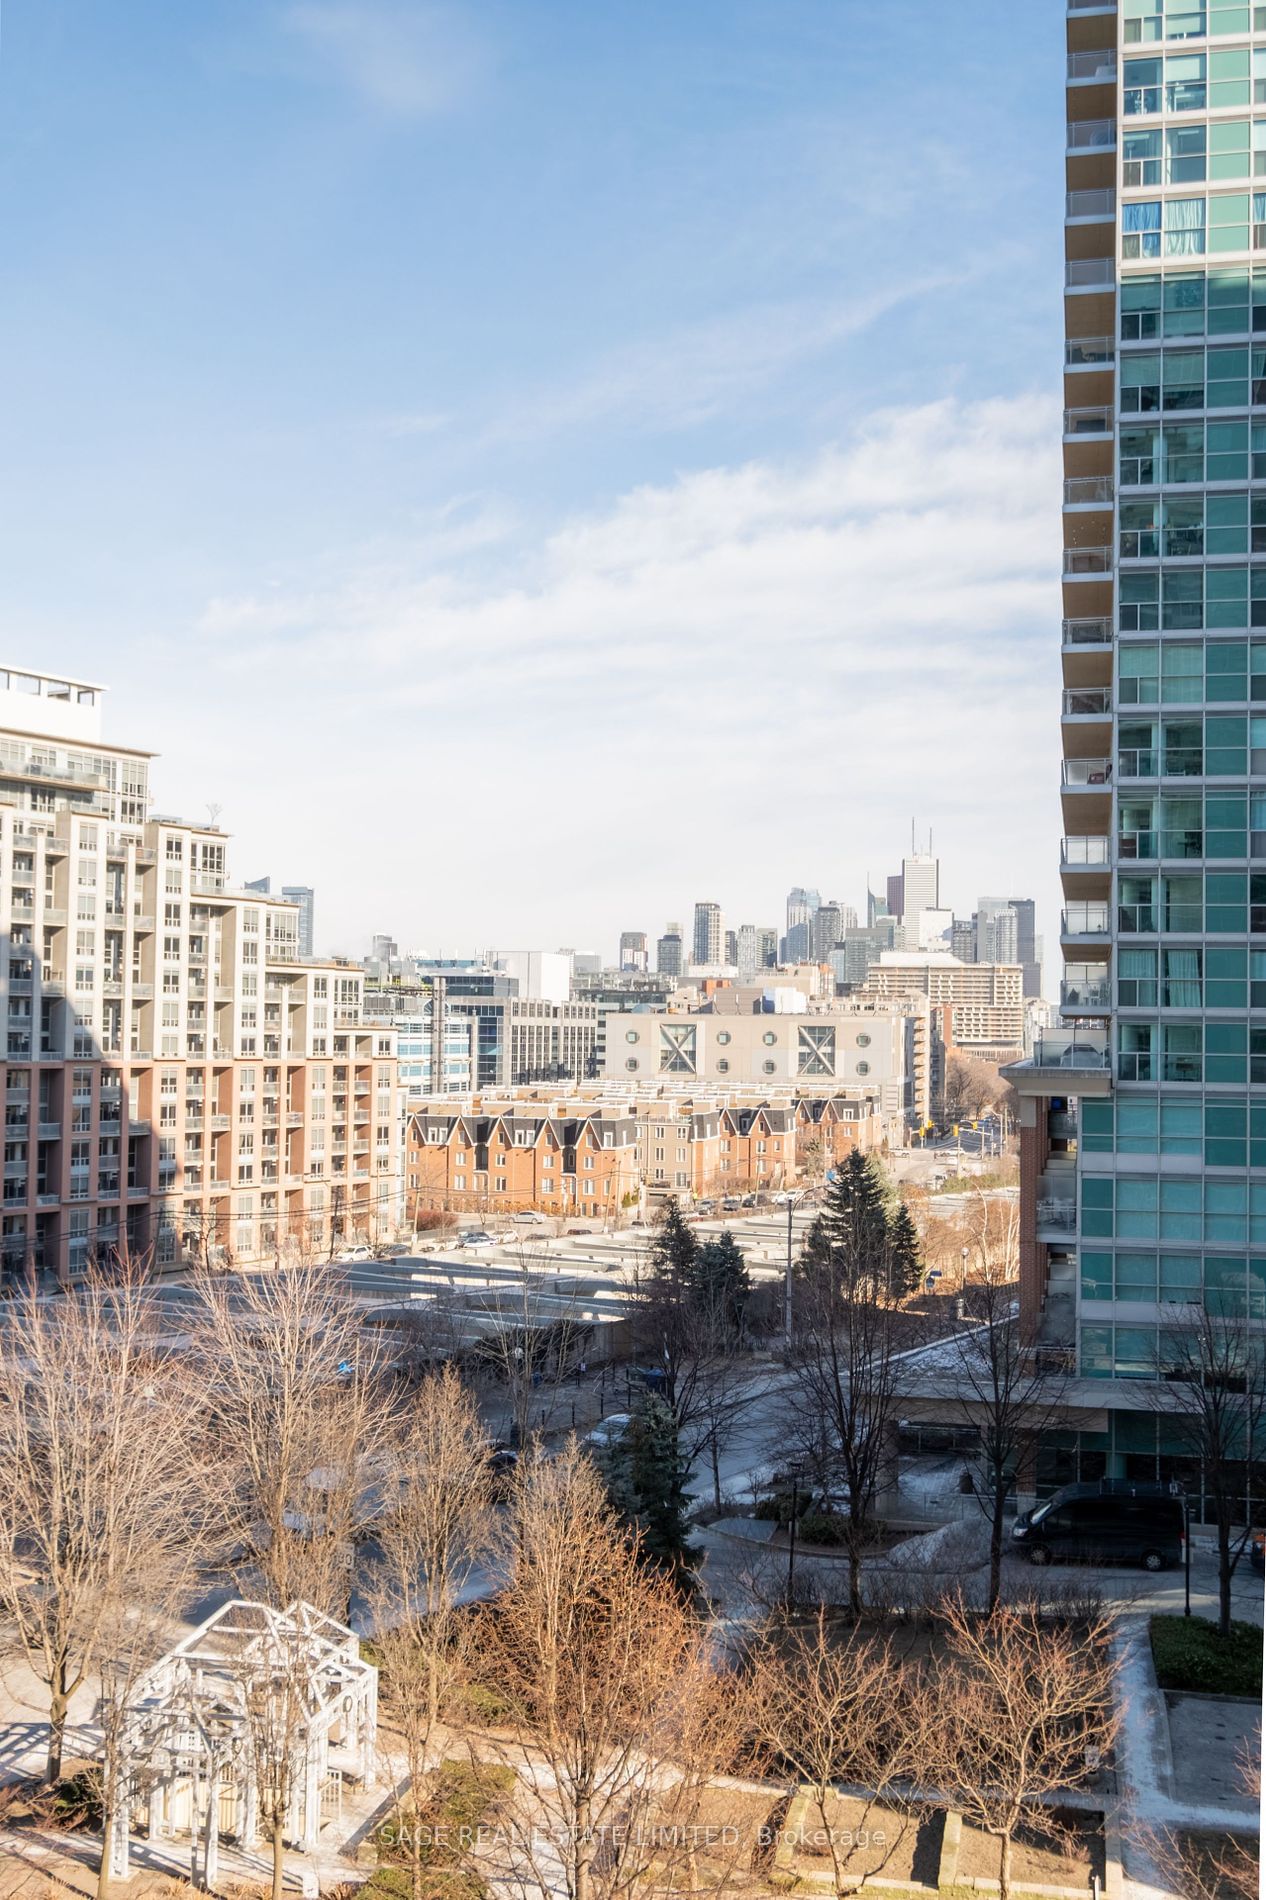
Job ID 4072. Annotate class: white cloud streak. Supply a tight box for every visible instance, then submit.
[281,3,483,116]
[186,394,1063,955]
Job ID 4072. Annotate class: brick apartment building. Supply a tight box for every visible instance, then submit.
[404,1084,886,1221]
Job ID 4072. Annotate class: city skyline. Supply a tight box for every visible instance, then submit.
[0,1,1068,953]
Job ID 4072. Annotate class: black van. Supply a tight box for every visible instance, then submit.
[1011,1481,1185,1572]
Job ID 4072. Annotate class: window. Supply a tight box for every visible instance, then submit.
[762,1030,777,1046]
[624,1029,639,1043]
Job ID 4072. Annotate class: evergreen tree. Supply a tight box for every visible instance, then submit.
[886,1201,923,1300]
[603,1394,698,1591]
[691,1230,752,1337]
[814,1151,890,1287]
[648,1196,700,1290]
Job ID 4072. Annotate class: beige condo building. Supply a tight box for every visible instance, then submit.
[0,666,400,1280]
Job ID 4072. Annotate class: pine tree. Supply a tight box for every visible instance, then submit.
[691,1230,751,1337]
[649,1196,700,1290]
[814,1150,890,1287]
[604,1394,698,1591]
[886,1201,923,1300]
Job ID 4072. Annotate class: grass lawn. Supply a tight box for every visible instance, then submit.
[1150,1614,1263,1697]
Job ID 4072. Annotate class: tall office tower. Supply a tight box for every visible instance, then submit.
[656,923,684,977]
[245,876,271,895]
[282,885,315,958]
[783,886,820,961]
[885,872,904,920]
[867,887,890,926]
[619,930,649,972]
[951,917,978,963]
[1011,896,1043,998]
[901,852,940,922]
[812,901,844,961]
[1007,5,1266,1502]
[0,667,400,1281]
[735,924,760,977]
[976,896,1020,966]
[724,928,739,965]
[757,926,780,968]
[692,901,723,966]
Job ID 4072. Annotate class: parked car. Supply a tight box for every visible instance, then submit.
[1011,1481,1185,1571]
[375,1241,413,1258]
[512,1210,547,1224]
[584,1413,633,1451]
[695,1199,717,1215]
[336,1245,372,1262]
[721,1196,742,1211]
[459,1231,495,1249]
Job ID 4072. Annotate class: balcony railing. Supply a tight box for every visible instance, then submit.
[1062,905,1111,936]
[1066,257,1116,289]
[1064,406,1113,437]
[1062,835,1110,866]
[1037,1198,1078,1231]
[1032,1032,1111,1070]
[1063,689,1112,716]
[1061,978,1112,1009]
[1066,189,1116,220]
[1063,546,1113,578]
[1063,757,1113,786]
[1064,477,1114,508]
[1068,51,1117,81]
[1063,616,1112,645]
[1067,119,1117,151]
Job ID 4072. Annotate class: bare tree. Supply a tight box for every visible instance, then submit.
[922,1594,1120,1900]
[940,1261,1068,1610]
[475,1443,749,1900]
[749,1610,923,1894]
[195,1263,397,1616]
[785,1223,916,1617]
[1151,1303,1266,1639]
[368,1367,495,1900]
[0,1269,209,1786]
[466,1252,591,1450]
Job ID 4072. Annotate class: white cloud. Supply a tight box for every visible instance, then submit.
[281,3,483,116]
[183,394,1063,959]
[480,283,963,444]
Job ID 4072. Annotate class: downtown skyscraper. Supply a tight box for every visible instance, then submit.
[1010,0,1266,1501]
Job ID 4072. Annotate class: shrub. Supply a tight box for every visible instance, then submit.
[1150,1614,1263,1697]
[796,1511,850,1548]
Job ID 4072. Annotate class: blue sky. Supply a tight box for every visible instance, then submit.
[2,1,1069,964]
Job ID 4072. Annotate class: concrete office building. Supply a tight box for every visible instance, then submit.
[619,931,649,972]
[1005,2,1266,1500]
[0,667,401,1279]
[604,1001,930,1131]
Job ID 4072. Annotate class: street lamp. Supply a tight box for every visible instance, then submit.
[783,1189,811,1349]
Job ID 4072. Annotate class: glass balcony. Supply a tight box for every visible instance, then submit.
[1066,191,1116,223]
[1068,119,1117,152]
[1066,258,1116,290]
[1063,688,1112,716]
[1063,757,1113,786]
[1061,975,1113,1008]
[1062,904,1111,936]
[1062,835,1110,866]
[1064,475,1114,505]
[1032,1031,1111,1071]
[1062,616,1112,645]
[1064,406,1113,437]
[1068,50,1117,81]
[1063,546,1113,577]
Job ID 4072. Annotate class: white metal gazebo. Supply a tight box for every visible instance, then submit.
[108,1599,377,1885]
